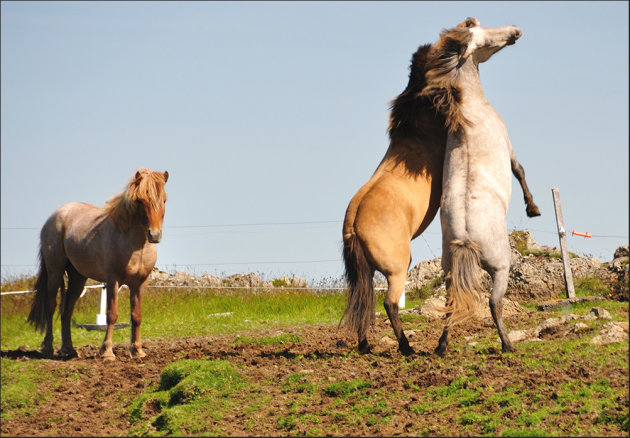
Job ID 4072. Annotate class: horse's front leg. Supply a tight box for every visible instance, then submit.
[99,281,119,361]
[511,157,541,217]
[129,279,148,359]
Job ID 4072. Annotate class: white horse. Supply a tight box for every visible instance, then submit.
[431,18,540,355]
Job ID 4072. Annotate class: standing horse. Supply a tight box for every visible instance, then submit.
[28,168,169,360]
[342,19,539,356]
[433,18,539,355]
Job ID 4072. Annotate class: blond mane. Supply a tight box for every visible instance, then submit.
[420,20,476,133]
[104,169,168,231]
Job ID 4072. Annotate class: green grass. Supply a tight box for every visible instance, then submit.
[323,379,371,397]
[232,333,302,346]
[129,360,246,436]
[405,333,629,436]
[575,276,612,298]
[0,360,52,421]
[2,277,628,437]
[0,287,345,351]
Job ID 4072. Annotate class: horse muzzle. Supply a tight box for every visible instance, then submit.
[506,30,522,45]
[148,229,162,243]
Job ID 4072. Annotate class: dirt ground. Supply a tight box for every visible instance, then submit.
[1,311,628,437]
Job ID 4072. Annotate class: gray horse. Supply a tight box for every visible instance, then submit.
[430,18,540,355]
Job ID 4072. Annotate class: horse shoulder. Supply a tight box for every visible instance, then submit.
[124,243,158,281]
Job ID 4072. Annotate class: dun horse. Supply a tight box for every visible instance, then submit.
[28,168,169,360]
[342,18,539,356]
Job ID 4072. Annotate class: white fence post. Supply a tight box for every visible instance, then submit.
[96,286,107,325]
[399,281,410,309]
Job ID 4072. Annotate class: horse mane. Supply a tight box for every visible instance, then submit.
[104,169,168,231]
[389,19,474,136]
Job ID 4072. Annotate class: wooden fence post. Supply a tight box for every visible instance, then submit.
[551,188,576,298]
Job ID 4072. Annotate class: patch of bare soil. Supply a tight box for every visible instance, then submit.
[2,310,628,437]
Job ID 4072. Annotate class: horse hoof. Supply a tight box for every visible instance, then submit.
[58,348,78,359]
[100,348,116,361]
[434,344,447,357]
[130,348,146,359]
[400,346,415,356]
[527,206,541,217]
[358,343,372,355]
[502,344,516,353]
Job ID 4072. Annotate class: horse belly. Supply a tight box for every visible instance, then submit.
[353,175,430,273]
[442,130,512,243]
[57,204,108,281]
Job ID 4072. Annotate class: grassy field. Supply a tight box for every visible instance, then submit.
[1,281,628,436]
[0,286,351,351]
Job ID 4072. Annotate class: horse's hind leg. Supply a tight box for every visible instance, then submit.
[489,267,515,353]
[58,263,86,358]
[434,275,452,356]
[41,272,64,357]
[383,271,414,356]
[435,238,452,356]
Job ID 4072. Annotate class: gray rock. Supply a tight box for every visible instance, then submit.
[614,245,629,259]
[590,322,629,345]
[379,336,398,348]
[589,308,612,320]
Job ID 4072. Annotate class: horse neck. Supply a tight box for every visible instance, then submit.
[107,208,151,248]
[457,60,487,103]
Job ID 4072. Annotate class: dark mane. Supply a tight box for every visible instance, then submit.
[388,44,441,140]
[389,23,473,137]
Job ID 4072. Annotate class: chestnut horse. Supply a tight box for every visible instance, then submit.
[342,19,539,356]
[434,18,539,355]
[28,168,169,360]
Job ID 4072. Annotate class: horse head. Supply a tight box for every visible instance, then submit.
[456,17,522,64]
[133,169,169,243]
[105,169,169,243]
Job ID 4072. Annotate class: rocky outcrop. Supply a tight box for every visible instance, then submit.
[403,231,628,303]
[149,269,307,289]
[506,308,628,346]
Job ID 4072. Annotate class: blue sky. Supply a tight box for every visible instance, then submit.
[1,1,628,283]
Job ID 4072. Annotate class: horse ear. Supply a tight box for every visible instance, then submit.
[163,171,169,183]
[134,171,142,184]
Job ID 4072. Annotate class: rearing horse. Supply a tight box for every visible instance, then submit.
[342,19,539,356]
[28,168,169,360]
[434,18,539,355]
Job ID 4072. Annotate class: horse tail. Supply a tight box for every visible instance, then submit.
[444,239,483,327]
[27,249,51,333]
[339,232,375,336]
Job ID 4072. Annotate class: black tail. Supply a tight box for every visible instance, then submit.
[340,233,375,336]
[27,250,50,334]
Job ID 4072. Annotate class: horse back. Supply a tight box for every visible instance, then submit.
[344,137,443,243]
